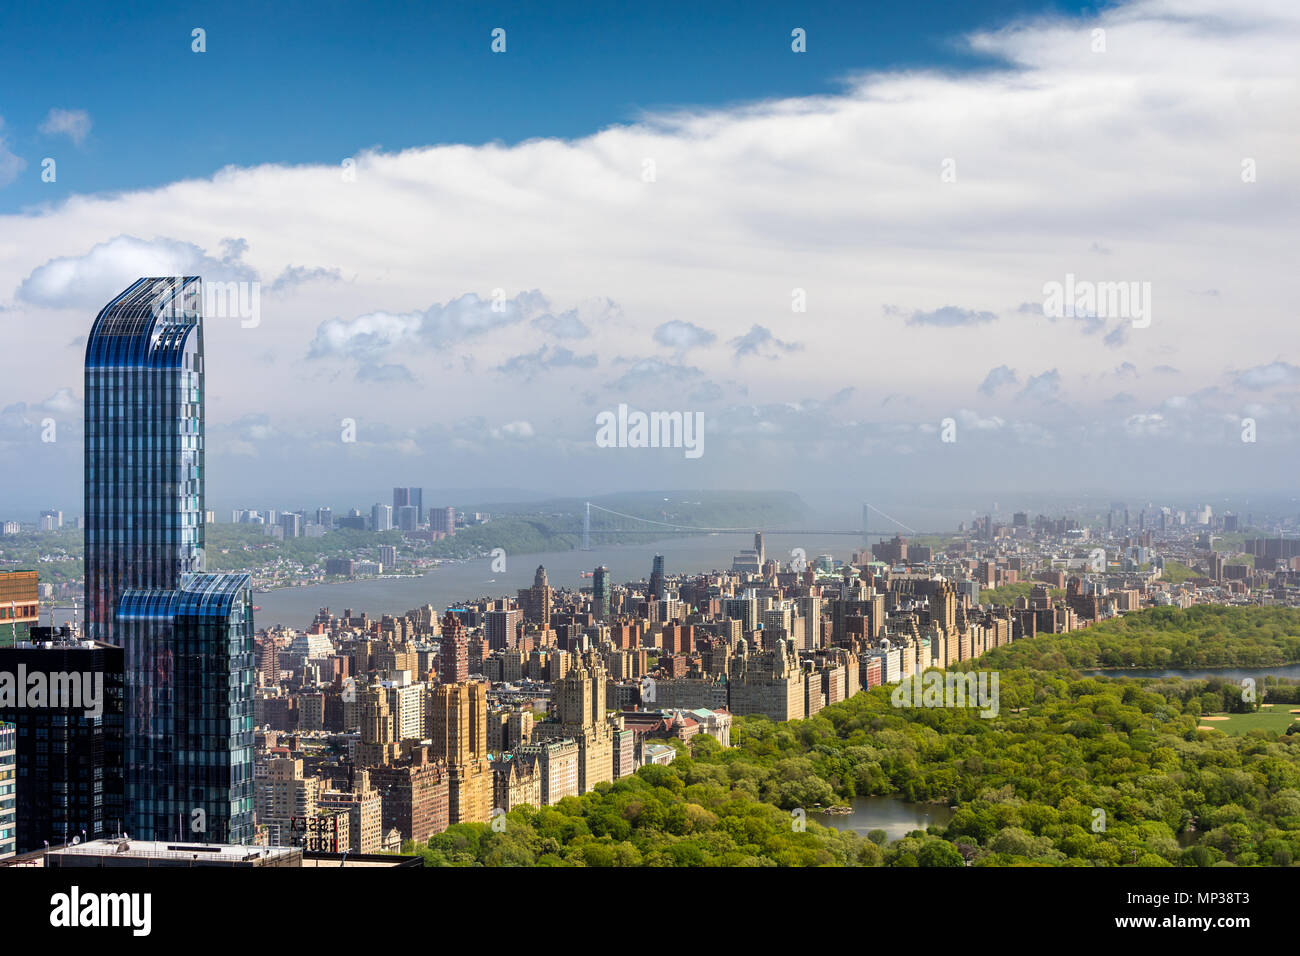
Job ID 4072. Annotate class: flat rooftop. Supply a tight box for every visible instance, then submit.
[49,839,298,864]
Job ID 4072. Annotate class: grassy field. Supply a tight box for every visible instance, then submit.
[1197,703,1300,735]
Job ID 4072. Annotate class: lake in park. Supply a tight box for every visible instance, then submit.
[1079,664,1300,681]
[815,796,954,841]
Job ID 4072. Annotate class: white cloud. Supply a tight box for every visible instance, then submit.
[1234,361,1300,390]
[653,320,716,352]
[492,420,535,441]
[17,235,255,310]
[0,0,1296,501]
[39,108,92,146]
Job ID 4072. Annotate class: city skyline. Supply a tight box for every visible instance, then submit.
[0,0,1298,904]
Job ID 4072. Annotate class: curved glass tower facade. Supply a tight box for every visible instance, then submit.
[84,277,254,844]
[85,277,206,641]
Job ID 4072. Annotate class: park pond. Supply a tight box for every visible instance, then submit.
[814,795,954,841]
[1079,663,1300,681]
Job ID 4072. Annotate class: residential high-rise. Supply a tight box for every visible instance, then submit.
[486,607,520,651]
[429,682,492,824]
[438,610,469,682]
[368,747,449,844]
[0,570,39,647]
[542,649,614,794]
[255,757,321,847]
[519,565,552,626]
[371,503,393,532]
[592,566,610,621]
[0,627,125,853]
[650,555,666,602]
[280,512,302,538]
[319,770,384,854]
[84,277,256,844]
[932,579,958,635]
[0,721,14,861]
[729,637,805,721]
[724,593,759,633]
[84,277,207,639]
[396,505,420,531]
[795,595,823,651]
[429,506,455,535]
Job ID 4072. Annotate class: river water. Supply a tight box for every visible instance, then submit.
[252,532,861,629]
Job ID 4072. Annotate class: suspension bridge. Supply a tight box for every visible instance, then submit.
[578,502,921,550]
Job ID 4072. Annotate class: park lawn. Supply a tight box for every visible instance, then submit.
[1198,703,1300,735]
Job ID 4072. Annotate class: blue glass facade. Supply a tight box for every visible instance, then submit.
[0,722,14,860]
[84,277,254,844]
[85,277,205,640]
[117,574,255,843]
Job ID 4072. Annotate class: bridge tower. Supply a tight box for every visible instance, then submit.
[583,501,591,551]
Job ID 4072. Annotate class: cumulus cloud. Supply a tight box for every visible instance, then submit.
[39,109,92,146]
[608,357,702,390]
[1233,361,1300,390]
[957,409,1006,430]
[1018,369,1062,402]
[904,306,998,328]
[729,324,801,359]
[491,420,535,441]
[0,0,1296,500]
[653,320,716,352]
[498,345,598,377]
[688,380,724,403]
[40,387,78,415]
[270,265,342,293]
[1124,412,1167,437]
[1103,323,1128,348]
[531,310,591,339]
[308,290,549,360]
[16,235,256,310]
[978,365,1018,396]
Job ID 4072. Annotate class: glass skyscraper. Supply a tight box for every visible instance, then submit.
[650,554,666,602]
[85,276,206,638]
[84,277,254,843]
[393,486,422,525]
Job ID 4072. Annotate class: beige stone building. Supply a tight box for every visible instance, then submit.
[429,681,493,824]
[256,756,321,847]
[319,770,383,854]
[728,638,805,721]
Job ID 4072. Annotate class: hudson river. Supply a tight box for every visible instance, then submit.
[254,532,862,629]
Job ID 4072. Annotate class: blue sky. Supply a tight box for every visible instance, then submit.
[0,0,1102,212]
[1,0,1295,515]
